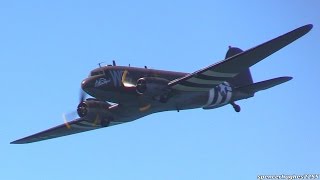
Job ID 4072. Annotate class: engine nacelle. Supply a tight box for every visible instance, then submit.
[77,100,113,126]
[136,77,169,97]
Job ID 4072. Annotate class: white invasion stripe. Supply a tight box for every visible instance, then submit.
[79,121,95,126]
[212,92,223,106]
[224,91,232,104]
[71,124,96,129]
[172,84,212,91]
[202,70,237,77]
[203,88,215,107]
[221,82,232,104]
[187,77,222,85]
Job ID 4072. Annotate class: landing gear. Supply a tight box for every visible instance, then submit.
[231,102,241,112]
[100,119,110,127]
[101,117,113,127]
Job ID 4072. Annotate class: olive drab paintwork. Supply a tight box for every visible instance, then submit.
[11,24,312,144]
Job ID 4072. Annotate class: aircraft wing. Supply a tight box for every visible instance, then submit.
[10,118,124,144]
[168,24,312,91]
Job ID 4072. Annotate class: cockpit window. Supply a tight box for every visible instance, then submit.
[90,71,104,76]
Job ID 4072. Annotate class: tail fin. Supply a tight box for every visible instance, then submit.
[226,47,253,87]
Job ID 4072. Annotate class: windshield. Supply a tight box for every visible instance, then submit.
[90,70,104,76]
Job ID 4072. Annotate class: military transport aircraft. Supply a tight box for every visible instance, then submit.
[11,24,313,144]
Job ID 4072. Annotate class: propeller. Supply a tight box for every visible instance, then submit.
[62,89,88,129]
[63,113,72,129]
[62,110,79,129]
[79,89,87,103]
[64,69,154,129]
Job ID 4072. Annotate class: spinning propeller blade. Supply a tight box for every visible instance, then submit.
[79,89,87,103]
[63,113,71,129]
[62,89,88,128]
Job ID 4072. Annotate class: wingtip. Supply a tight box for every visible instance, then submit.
[10,140,21,144]
[10,138,29,144]
[304,24,313,32]
[10,141,18,144]
[282,76,293,82]
[298,24,313,35]
[289,24,313,39]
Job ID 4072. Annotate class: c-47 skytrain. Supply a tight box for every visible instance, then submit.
[11,24,313,144]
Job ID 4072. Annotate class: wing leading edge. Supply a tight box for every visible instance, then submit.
[10,118,124,144]
[169,24,313,91]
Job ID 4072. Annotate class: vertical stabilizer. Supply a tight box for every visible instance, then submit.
[226,47,253,87]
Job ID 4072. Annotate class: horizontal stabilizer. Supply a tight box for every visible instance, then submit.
[236,76,292,94]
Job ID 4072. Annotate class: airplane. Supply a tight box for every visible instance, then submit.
[11,24,313,144]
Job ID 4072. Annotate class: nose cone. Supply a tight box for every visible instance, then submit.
[81,75,112,99]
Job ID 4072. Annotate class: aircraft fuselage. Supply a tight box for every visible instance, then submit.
[83,65,210,111]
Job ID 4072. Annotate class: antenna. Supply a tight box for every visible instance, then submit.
[112,60,116,66]
[98,62,105,67]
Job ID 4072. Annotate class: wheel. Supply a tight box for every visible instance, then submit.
[100,118,111,127]
[231,102,241,112]
[234,105,241,112]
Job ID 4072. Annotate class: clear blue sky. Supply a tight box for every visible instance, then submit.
[1,1,319,179]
